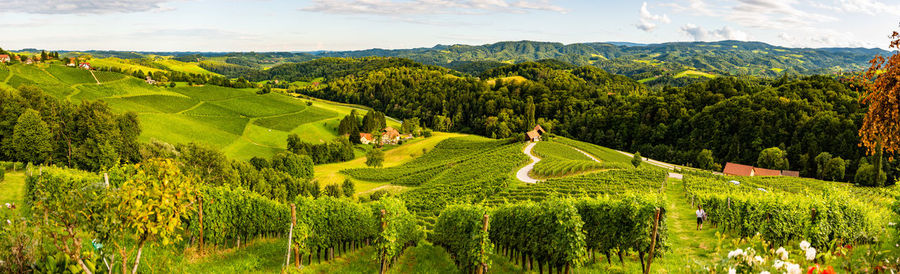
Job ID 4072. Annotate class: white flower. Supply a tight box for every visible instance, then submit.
[3,203,9,209]
[799,240,810,251]
[806,247,817,261]
[890,222,897,226]
[728,248,744,259]
[785,263,802,274]
[728,268,736,274]
[761,271,771,274]
[754,255,765,265]
[773,259,784,269]
[776,247,789,260]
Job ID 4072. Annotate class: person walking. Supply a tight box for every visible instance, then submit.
[696,205,706,230]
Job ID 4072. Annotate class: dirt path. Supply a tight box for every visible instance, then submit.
[515,142,541,184]
[89,70,100,84]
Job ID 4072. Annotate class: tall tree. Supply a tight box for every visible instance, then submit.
[525,96,536,129]
[855,30,900,186]
[366,148,385,168]
[11,109,51,164]
[757,147,789,170]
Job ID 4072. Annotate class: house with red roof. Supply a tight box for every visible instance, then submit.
[723,162,755,176]
[0,55,9,63]
[79,62,92,70]
[525,125,546,142]
[381,127,401,145]
[723,162,801,177]
[359,133,376,145]
[67,57,77,67]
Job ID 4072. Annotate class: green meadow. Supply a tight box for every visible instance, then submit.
[0,62,397,160]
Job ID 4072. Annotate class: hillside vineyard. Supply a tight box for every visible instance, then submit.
[1,26,900,273]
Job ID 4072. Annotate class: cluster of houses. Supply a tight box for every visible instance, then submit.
[359,127,413,145]
[722,162,800,177]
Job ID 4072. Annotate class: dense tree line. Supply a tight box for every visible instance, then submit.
[93,65,256,88]
[297,60,897,184]
[0,86,141,171]
[286,134,355,164]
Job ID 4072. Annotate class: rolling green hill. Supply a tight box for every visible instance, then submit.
[0,62,396,160]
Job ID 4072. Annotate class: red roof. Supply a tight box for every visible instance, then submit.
[723,162,754,176]
[0,54,9,59]
[382,127,400,139]
[753,167,781,176]
[359,133,374,141]
[526,130,540,139]
[533,125,546,135]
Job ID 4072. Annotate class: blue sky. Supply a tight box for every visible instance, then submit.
[0,0,897,52]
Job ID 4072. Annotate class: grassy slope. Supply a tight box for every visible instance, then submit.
[314,132,468,192]
[0,63,400,160]
[0,171,25,207]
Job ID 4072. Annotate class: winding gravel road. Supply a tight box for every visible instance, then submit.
[515,143,541,183]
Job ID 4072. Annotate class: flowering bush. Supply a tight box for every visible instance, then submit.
[706,237,835,273]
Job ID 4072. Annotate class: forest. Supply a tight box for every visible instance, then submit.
[293,57,896,184]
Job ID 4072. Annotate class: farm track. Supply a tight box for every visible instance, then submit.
[515,142,541,183]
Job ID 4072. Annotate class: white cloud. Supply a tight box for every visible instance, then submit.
[811,0,900,15]
[729,0,836,30]
[660,0,715,16]
[636,2,670,32]
[0,0,177,14]
[301,0,567,15]
[777,31,872,48]
[680,24,749,41]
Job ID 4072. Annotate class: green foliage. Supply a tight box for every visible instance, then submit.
[432,204,492,272]
[361,110,387,133]
[490,198,586,270]
[370,198,424,265]
[487,167,667,204]
[271,152,314,179]
[342,179,355,197]
[324,184,343,198]
[576,194,667,264]
[632,152,642,168]
[815,152,833,179]
[294,196,376,252]
[286,134,354,164]
[684,175,884,249]
[196,185,290,245]
[11,109,51,164]
[365,149,384,168]
[696,149,720,171]
[530,141,614,178]
[855,158,887,187]
[823,157,846,181]
[757,147,789,170]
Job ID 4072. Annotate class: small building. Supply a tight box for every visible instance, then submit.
[146,76,157,85]
[524,125,546,142]
[66,57,77,67]
[381,127,401,145]
[79,62,91,70]
[0,54,9,63]
[25,58,33,65]
[723,162,799,177]
[723,162,755,176]
[753,167,781,177]
[360,133,376,145]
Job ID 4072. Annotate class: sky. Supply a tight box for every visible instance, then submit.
[0,0,898,52]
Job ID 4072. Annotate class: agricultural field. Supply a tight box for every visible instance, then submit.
[0,63,397,160]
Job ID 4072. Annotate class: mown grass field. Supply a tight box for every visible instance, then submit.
[0,63,398,160]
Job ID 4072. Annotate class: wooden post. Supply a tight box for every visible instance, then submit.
[104,173,109,188]
[284,204,296,271]
[198,196,204,252]
[644,208,661,274]
[477,214,489,274]
[379,209,387,274]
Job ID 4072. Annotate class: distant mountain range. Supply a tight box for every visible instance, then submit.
[10,40,892,81]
